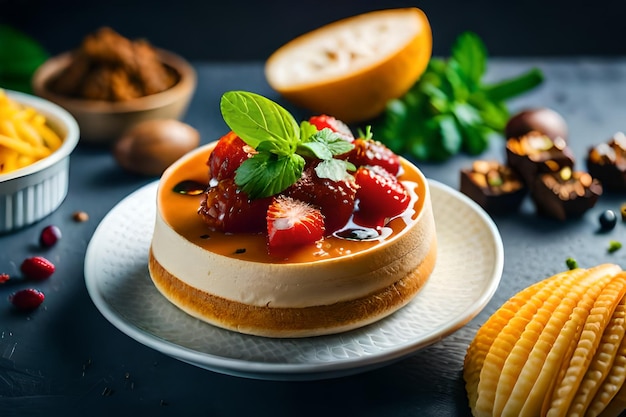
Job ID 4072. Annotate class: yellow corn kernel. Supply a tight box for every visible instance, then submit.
[511,264,623,417]
[546,273,626,417]
[595,380,626,417]
[465,280,547,412]
[475,271,576,417]
[464,273,567,413]
[567,295,626,416]
[493,268,585,416]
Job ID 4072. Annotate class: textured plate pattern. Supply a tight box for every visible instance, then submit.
[85,180,503,380]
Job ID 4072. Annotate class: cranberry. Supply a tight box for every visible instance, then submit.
[39,225,62,247]
[9,288,45,310]
[20,256,55,280]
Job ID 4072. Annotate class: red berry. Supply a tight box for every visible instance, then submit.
[354,165,410,227]
[39,225,62,247]
[20,256,55,280]
[0,273,9,284]
[9,288,45,310]
[343,138,401,176]
[208,131,255,181]
[266,196,325,251]
[308,115,354,142]
[198,178,271,233]
[282,163,357,234]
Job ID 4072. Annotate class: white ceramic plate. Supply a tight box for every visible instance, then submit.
[85,179,503,381]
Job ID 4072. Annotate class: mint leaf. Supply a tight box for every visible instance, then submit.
[221,91,356,198]
[483,68,544,102]
[305,128,353,153]
[235,153,305,199]
[451,31,486,88]
[221,91,300,153]
[314,159,355,182]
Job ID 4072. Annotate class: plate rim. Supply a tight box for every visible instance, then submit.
[84,179,503,380]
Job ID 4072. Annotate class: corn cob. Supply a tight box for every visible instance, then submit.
[545,272,626,417]
[493,267,588,416]
[474,269,582,416]
[570,293,626,416]
[587,315,626,417]
[514,264,623,417]
[463,263,626,417]
[464,273,567,414]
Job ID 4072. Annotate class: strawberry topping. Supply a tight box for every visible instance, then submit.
[199,178,271,233]
[266,196,325,252]
[344,138,401,176]
[208,131,255,181]
[308,115,354,142]
[353,165,410,228]
[282,163,357,234]
[197,92,416,255]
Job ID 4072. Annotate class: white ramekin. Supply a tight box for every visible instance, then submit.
[0,90,79,234]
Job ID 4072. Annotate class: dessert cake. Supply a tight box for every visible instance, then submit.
[148,91,437,338]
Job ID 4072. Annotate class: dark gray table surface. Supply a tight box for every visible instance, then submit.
[2,59,626,416]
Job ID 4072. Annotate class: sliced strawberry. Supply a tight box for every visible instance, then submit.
[354,165,410,228]
[266,196,325,251]
[308,115,354,142]
[282,163,357,234]
[208,131,255,181]
[343,138,401,176]
[198,178,271,233]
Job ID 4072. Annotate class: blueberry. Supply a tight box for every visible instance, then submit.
[599,210,617,231]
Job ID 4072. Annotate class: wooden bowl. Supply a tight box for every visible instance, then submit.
[32,49,196,146]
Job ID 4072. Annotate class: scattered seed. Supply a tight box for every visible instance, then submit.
[101,387,113,396]
[72,211,89,222]
[608,240,623,253]
[234,248,246,254]
[82,358,92,376]
[566,257,579,270]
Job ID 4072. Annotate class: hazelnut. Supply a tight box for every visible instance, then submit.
[505,108,568,141]
[113,119,200,176]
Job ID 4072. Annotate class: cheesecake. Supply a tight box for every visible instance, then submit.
[148,91,437,338]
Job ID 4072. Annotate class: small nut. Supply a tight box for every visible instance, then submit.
[113,119,200,176]
[72,211,89,222]
[505,108,568,141]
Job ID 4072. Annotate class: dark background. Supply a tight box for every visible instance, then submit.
[2,0,626,61]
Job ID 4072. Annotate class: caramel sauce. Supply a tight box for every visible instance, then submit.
[158,145,426,264]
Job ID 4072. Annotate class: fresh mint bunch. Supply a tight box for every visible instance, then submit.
[220,91,355,199]
[373,31,544,161]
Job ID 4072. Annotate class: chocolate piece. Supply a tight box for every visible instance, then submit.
[506,131,575,188]
[460,160,527,214]
[531,167,602,221]
[586,132,626,191]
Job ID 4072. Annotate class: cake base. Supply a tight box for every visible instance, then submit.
[148,236,437,338]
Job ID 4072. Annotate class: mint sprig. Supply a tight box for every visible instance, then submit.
[373,31,544,162]
[220,91,355,199]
